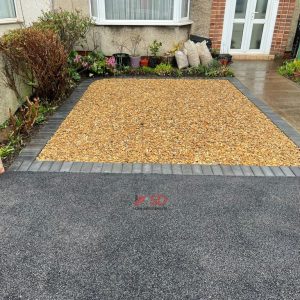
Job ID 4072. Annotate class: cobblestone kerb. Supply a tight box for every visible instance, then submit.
[9,77,300,177]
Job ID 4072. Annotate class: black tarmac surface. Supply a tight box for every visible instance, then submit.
[0,172,299,299]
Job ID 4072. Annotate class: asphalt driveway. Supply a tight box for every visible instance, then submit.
[0,172,300,299]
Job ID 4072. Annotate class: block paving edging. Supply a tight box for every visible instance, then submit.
[8,77,300,177]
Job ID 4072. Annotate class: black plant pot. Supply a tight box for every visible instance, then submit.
[149,56,160,68]
[113,53,130,68]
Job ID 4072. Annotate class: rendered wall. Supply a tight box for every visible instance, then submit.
[53,0,211,55]
[0,0,51,124]
[190,0,212,37]
[287,1,300,51]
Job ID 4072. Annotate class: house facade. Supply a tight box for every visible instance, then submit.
[0,0,299,122]
[53,0,300,58]
[0,0,299,56]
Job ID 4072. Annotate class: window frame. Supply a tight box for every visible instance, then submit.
[90,0,192,26]
[0,0,19,24]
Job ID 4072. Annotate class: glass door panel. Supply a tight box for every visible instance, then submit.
[230,0,249,50]
[250,23,265,49]
[234,0,248,18]
[231,24,244,49]
[254,0,268,19]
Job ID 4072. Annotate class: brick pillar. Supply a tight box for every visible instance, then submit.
[209,0,226,50]
[271,0,296,55]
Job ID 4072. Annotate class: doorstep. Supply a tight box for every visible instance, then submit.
[232,54,275,61]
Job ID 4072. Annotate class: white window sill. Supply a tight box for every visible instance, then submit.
[93,20,193,26]
[0,18,22,25]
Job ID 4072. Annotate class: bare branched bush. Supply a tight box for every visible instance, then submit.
[0,28,69,102]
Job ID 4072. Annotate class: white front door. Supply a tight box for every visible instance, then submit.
[221,0,280,54]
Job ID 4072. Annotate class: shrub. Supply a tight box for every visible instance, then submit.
[86,51,106,75]
[154,63,174,76]
[184,60,233,77]
[139,66,155,75]
[34,9,92,52]
[0,28,69,102]
[187,65,206,76]
[278,59,300,78]
[149,40,162,57]
[68,50,108,79]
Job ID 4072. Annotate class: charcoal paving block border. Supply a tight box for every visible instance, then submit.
[8,77,300,177]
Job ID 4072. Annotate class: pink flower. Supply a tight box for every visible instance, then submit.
[106,56,116,68]
[74,54,82,64]
[82,61,89,68]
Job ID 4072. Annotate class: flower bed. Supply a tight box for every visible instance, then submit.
[278,59,300,84]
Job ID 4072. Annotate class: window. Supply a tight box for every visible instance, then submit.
[0,0,16,19]
[90,0,191,25]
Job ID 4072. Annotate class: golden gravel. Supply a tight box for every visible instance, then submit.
[38,79,300,166]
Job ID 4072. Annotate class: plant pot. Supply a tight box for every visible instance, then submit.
[130,56,141,68]
[162,55,177,67]
[219,58,229,66]
[217,54,233,65]
[149,56,160,68]
[140,57,149,67]
[294,71,300,78]
[113,53,130,68]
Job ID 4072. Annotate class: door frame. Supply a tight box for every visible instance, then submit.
[220,0,280,54]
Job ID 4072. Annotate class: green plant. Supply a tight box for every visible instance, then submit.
[140,66,155,75]
[149,40,162,57]
[0,28,69,102]
[34,9,92,51]
[278,59,300,77]
[0,121,9,130]
[0,144,15,159]
[185,60,234,78]
[90,60,106,76]
[173,69,183,77]
[154,64,173,76]
[187,65,206,76]
[68,67,81,82]
[36,104,57,125]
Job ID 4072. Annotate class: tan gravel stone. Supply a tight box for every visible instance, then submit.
[38,79,300,166]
